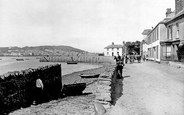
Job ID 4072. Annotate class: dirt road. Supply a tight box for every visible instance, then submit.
[109,61,184,115]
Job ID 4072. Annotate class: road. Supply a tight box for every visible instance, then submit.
[109,61,184,115]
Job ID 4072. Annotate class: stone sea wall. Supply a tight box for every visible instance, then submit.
[40,55,114,63]
[0,64,62,115]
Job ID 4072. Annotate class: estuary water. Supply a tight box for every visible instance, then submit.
[0,57,102,76]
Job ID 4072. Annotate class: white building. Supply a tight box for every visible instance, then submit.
[104,42,123,56]
[141,29,152,58]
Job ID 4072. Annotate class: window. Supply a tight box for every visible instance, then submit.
[166,45,171,58]
[112,48,114,51]
[168,26,172,39]
[107,48,109,51]
[163,45,171,58]
[107,52,109,55]
[156,45,159,59]
[117,48,119,51]
[176,23,179,38]
[156,28,159,40]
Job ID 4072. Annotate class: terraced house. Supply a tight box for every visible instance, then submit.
[163,0,184,61]
[142,0,184,62]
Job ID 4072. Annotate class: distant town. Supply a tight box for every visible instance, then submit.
[0,45,90,56]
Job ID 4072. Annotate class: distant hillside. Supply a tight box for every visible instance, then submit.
[0,45,86,56]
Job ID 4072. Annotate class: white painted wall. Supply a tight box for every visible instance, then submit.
[104,48,123,56]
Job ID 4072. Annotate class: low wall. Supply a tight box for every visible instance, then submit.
[0,64,62,115]
[40,56,114,63]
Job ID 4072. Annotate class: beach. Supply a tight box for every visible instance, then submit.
[9,63,115,115]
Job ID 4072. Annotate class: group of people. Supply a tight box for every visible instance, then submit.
[114,53,143,79]
[125,55,142,63]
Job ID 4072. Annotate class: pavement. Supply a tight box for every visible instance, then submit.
[109,61,184,115]
[168,61,184,68]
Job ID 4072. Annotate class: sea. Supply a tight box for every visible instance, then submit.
[0,57,102,76]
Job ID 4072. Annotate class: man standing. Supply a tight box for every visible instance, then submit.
[34,76,44,105]
[115,53,124,79]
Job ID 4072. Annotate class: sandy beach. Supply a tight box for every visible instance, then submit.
[9,63,115,115]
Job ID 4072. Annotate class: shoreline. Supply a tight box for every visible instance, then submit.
[61,63,105,85]
[9,63,115,115]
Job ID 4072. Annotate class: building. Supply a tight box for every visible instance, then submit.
[104,42,124,56]
[141,8,177,62]
[163,1,184,61]
[141,29,152,59]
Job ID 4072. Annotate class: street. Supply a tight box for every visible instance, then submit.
[109,61,184,115]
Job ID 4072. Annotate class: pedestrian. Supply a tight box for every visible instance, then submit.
[114,53,124,79]
[33,75,44,105]
[177,50,181,62]
[117,52,121,61]
[143,55,146,61]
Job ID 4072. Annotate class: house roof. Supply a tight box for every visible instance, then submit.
[166,9,184,24]
[104,44,123,49]
[141,29,152,35]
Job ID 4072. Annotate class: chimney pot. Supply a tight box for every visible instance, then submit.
[166,8,172,17]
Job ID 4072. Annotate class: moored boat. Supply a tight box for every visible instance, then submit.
[79,73,100,78]
[63,83,86,96]
[67,61,78,64]
[16,59,24,61]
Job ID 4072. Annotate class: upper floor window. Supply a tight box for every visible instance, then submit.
[117,48,119,51]
[168,26,172,39]
[112,48,114,51]
[176,23,179,38]
[107,48,109,51]
[156,28,159,40]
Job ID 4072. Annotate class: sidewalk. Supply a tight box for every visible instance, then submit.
[168,61,184,68]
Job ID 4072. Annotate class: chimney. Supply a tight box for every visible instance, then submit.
[112,42,114,45]
[166,8,172,17]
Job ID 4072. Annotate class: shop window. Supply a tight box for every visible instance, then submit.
[166,46,171,58]
[163,45,171,58]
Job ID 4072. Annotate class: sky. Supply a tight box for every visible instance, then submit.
[0,0,175,53]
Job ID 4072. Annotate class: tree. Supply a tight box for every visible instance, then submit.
[125,41,141,55]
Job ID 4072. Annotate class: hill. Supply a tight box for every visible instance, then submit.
[0,45,86,56]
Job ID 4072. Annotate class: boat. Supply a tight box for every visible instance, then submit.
[79,73,100,78]
[16,59,24,61]
[67,61,78,64]
[63,83,86,96]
